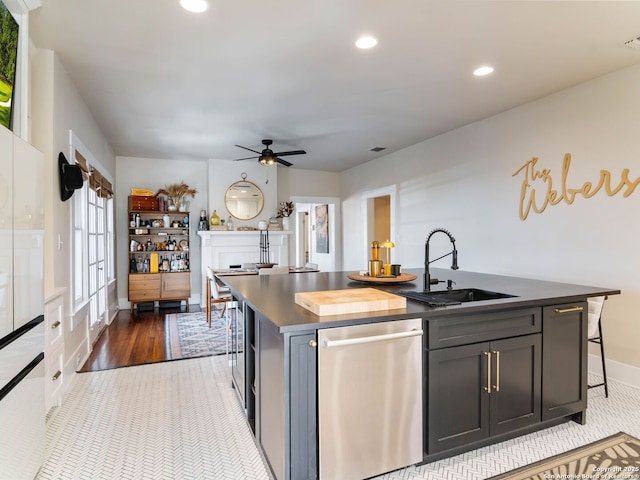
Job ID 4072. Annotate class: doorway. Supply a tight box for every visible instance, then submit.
[291,196,341,272]
[362,186,396,269]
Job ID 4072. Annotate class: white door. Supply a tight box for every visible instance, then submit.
[87,188,106,345]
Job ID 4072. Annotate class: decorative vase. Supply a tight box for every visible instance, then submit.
[163,214,170,228]
[210,209,220,226]
[281,216,291,231]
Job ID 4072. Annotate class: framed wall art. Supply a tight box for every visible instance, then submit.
[315,204,329,254]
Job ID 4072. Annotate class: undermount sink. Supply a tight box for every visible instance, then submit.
[399,288,517,307]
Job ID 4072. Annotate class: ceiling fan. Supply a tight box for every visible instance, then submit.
[233,139,306,167]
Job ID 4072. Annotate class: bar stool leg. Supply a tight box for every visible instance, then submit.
[598,321,609,398]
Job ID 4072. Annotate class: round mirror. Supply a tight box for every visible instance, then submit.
[225,175,264,220]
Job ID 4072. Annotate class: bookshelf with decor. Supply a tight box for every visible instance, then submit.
[127,193,192,313]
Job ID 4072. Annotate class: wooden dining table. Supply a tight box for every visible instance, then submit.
[213,266,319,276]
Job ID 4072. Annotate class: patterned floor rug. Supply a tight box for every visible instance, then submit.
[489,432,640,480]
[165,311,228,360]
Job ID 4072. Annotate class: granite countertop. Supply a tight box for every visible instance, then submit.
[220,268,620,333]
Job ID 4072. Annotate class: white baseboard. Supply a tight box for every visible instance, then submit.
[588,353,640,389]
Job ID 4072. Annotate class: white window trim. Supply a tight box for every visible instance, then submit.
[69,131,115,316]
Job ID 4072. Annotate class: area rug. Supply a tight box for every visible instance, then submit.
[165,311,228,360]
[490,432,640,480]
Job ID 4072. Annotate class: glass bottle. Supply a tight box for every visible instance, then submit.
[371,241,380,261]
[210,209,220,226]
[227,216,234,231]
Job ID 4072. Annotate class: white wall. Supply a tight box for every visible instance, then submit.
[115,156,208,307]
[341,63,640,369]
[278,168,341,199]
[31,49,116,376]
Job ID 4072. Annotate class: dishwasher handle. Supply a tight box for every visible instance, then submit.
[322,329,423,348]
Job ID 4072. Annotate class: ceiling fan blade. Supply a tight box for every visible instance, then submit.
[235,144,262,154]
[233,155,259,161]
[276,157,293,167]
[272,150,306,157]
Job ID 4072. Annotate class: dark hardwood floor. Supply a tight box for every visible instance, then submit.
[79,304,201,372]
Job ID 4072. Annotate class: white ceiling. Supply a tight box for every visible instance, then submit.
[29,1,640,172]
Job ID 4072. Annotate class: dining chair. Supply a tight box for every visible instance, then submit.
[587,295,608,397]
[206,267,232,327]
[258,266,289,275]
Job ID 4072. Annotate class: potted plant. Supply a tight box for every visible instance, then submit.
[277,201,294,230]
[156,181,197,211]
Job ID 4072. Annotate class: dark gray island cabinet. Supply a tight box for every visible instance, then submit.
[221,269,618,480]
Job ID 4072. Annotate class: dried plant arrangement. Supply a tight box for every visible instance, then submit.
[155,181,198,206]
[277,200,295,218]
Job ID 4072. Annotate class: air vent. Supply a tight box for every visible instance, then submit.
[624,35,640,49]
[370,147,386,152]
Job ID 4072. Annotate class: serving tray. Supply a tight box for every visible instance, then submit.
[346,272,418,284]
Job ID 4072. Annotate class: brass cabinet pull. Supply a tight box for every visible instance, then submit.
[51,320,61,329]
[555,306,584,314]
[52,370,62,381]
[309,340,317,348]
[484,351,492,393]
[492,350,500,392]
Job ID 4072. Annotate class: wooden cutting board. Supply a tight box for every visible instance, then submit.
[295,287,406,316]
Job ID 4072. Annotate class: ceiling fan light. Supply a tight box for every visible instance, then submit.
[180,0,208,13]
[259,155,276,166]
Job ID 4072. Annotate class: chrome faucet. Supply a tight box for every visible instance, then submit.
[424,228,459,292]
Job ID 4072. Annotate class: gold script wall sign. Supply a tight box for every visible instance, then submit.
[512,153,640,220]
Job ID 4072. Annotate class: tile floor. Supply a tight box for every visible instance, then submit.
[38,356,640,480]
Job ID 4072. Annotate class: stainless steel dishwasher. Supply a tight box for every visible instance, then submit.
[318,318,423,480]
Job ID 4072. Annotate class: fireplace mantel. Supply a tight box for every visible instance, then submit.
[197,230,291,306]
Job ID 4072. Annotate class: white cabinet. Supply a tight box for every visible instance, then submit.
[0,128,44,336]
[0,125,45,480]
[13,135,44,330]
[0,126,14,339]
[45,290,65,412]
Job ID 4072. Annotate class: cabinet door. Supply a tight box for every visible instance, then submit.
[12,136,44,330]
[427,342,490,453]
[489,334,541,436]
[289,333,317,480]
[128,274,161,302]
[161,272,190,298]
[0,126,13,339]
[542,302,587,421]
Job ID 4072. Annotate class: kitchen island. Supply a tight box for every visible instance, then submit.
[220,268,619,480]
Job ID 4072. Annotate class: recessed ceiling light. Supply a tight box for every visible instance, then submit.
[473,66,494,77]
[180,0,208,13]
[355,35,378,49]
